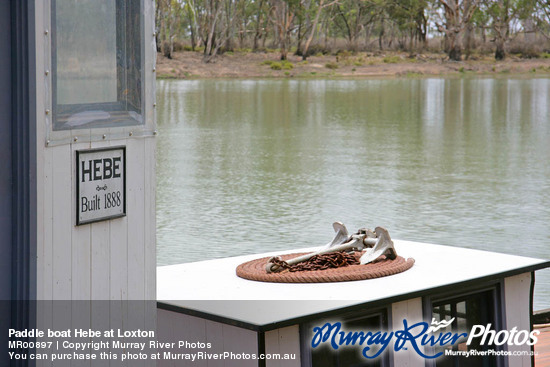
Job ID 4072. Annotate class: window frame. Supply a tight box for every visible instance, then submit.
[43,0,156,146]
[51,0,144,131]
[422,281,506,367]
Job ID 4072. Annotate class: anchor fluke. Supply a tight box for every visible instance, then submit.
[323,221,350,249]
[359,227,396,264]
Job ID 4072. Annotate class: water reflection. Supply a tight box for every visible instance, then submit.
[156,78,550,309]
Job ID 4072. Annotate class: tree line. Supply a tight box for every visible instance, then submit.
[155,0,550,62]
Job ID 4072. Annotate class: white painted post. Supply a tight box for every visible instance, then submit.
[391,298,425,367]
[504,272,533,367]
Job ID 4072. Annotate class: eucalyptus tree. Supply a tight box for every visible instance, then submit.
[224,0,247,50]
[484,0,538,59]
[192,0,246,61]
[434,0,478,60]
[156,0,163,51]
[251,0,270,51]
[330,0,377,51]
[235,0,256,49]
[157,0,178,58]
[386,0,429,51]
[198,0,225,62]
[301,0,340,58]
[470,4,492,43]
[532,0,550,39]
[269,0,301,59]
[182,0,200,50]
[481,0,516,59]
[463,0,486,57]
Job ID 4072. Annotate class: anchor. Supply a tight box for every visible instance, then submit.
[266,223,397,273]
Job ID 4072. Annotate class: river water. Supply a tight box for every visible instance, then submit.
[155,78,550,309]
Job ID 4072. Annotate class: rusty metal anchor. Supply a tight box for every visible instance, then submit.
[265,223,397,273]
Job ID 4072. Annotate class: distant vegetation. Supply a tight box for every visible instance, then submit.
[155,0,550,63]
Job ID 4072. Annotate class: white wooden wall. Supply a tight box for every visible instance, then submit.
[264,325,301,367]
[35,138,156,367]
[157,309,259,367]
[504,272,533,367]
[36,138,156,302]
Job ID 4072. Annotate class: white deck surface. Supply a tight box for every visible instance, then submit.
[157,240,549,327]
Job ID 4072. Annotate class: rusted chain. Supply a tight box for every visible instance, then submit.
[236,253,415,283]
[269,251,360,272]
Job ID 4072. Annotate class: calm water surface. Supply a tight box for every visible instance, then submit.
[156,78,550,309]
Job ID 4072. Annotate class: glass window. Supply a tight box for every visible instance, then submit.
[431,288,503,367]
[52,0,143,130]
[303,310,390,367]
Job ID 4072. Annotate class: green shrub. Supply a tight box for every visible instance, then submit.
[270,62,282,70]
[281,60,294,70]
[261,60,273,66]
[325,62,339,69]
[542,52,550,59]
[383,55,400,63]
[384,56,400,63]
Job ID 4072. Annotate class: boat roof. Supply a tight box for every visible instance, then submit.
[157,240,550,331]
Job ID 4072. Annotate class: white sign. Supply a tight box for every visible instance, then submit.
[76,147,126,225]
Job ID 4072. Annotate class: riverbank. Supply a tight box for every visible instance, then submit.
[157,50,550,79]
